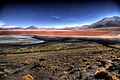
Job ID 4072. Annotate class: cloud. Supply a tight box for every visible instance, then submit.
[0,21,17,28]
[50,16,61,20]
[0,21,6,27]
[3,26,18,28]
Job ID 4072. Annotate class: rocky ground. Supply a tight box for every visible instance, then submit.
[0,38,120,80]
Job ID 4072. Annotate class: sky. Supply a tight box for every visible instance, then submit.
[0,0,120,28]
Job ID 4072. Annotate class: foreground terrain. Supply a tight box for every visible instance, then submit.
[0,37,120,80]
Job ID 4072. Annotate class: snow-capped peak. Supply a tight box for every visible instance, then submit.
[101,16,120,22]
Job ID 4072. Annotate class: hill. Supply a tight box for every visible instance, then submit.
[26,25,39,29]
[87,16,120,28]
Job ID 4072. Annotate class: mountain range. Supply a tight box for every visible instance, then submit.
[25,25,39,29]
[87,16,120,28]
[0,16,120,30]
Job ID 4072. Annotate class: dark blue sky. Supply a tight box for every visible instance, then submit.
[0,0,120,28]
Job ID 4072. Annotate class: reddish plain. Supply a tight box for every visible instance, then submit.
[0,29,120,38]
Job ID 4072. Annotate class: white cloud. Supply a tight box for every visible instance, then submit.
[0,21,18,28]
[3,26,17,28]
[0,21,6,27]
[50,16,61,20]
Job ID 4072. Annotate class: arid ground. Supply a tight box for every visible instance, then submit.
[0,30,120,80]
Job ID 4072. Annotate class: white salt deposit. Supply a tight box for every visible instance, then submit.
[0,35,44,44]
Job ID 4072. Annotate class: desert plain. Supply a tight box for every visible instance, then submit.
[0,29,120,80]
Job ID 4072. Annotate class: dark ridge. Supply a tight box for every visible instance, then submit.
[33,36,120,49]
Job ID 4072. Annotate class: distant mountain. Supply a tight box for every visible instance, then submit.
[63,26,78,30]
[80,25,89,29]
[26,25,39,29]
[0,28,6,30]
[1,16,120,30]
[0,26,24,30]
[87,16,120,28]
[9,27,24,30]
[62,16,120,30]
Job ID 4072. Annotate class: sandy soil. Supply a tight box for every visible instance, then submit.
[0,29,120,80]
[0,40,120,80]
